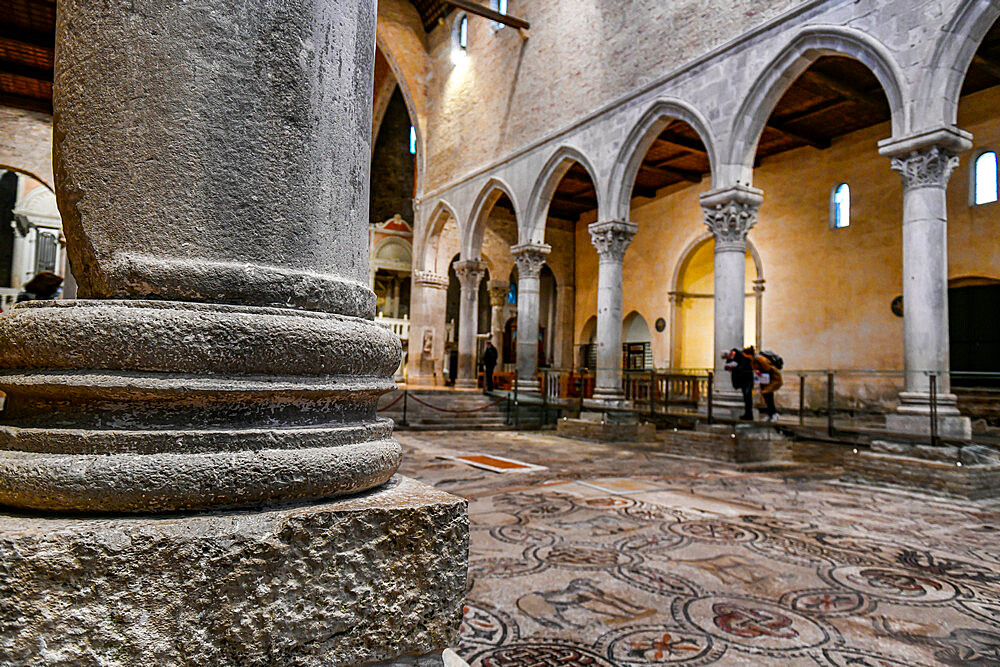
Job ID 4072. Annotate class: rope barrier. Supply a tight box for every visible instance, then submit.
[407,393,507,414]
[377,392,404,412]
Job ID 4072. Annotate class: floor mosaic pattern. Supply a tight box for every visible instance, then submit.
[397,430,1000,666]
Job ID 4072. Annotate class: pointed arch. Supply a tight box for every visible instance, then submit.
[609,98,718,221]
[524,145,603,244]
[920,0,1000,131]
[417,199,460,273]
[376,0,430,192]
[0,165,53,193]
[464,177,521,260]
[726,26,908,186]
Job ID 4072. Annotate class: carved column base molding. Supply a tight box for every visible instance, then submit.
[0,300,402,512]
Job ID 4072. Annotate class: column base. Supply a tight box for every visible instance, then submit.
[888,392,970,439]
[0,476,468,666]
[707,388,746,420]
[515,378,540,394]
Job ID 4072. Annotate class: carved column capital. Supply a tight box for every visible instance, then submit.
[487,280,509,308]
[889,146,960,189]
[511,243,551,278]
[453,259,487,291]
[413,270,449,290]
[700,185,763,253]
[588,220,637,264]
[879,127,973,191]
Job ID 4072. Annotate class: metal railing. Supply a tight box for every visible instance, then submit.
[381,365,1000,446]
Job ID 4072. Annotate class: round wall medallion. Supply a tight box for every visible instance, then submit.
[655,317,667,332]
[891,296,903,317]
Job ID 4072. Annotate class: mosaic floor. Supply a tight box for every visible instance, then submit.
[396,430,1000,666]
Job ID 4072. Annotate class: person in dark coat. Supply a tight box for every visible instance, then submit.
[16,271,63,303]
[723,346,755,420]
[483,341,499,392]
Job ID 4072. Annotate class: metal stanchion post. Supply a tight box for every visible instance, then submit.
[400,388,409,427]
[826,372,835,437]
[579,368,586,414]
[930,372,939,447]
[649,369,655,418]
[799,375,805,426]
[707,371,714,425]
[541,372,548,428]
[514,371,520,430]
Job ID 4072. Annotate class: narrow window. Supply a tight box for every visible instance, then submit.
[974,151,998,205]
[497,0,507,15]
[831,183,850,229]
[459,15,468,49]
[409,126,417,155]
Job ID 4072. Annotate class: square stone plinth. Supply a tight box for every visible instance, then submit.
[557,417,656,442]
[0,476,468,666]
[844,451,1000,499]
[658,424,791,464]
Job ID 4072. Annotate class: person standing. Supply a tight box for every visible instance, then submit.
[723,347,755,420]
[483,341,499,393]
[752,348,783,422]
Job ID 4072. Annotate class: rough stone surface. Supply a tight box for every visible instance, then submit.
[54,0,376,311]
[962,444,1000,466]
[0,476,468,666]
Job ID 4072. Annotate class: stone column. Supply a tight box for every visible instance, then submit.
[0,2,466,662]
[409,270,450,385]
[512,243,550,392]
[454,260,486,388]
[879,128,973,438]
[700,185,763,417]
[488,280,509,351]
[588,220,637,402]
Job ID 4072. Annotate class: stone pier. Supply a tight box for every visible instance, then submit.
[0,1,467,664]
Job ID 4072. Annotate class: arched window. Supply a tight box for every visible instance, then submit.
[409,126,417,155]
[491,0,508,29]
[458,14,468,49]
[974,151,998,206]
[831,183,850,229]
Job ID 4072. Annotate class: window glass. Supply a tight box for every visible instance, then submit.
[409,126,417,155]
[975,151,998,205]
[497,0,507,15]
[832,183,850,229]
[459,15,468,49]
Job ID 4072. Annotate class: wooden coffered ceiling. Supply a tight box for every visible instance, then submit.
[0,0,55,115]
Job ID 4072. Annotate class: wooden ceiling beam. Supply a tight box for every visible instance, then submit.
[765,121,831,149]
[640,162,702,183]
[0,60,53,83]
[973,54,1000,81]
[800,70,887,110]
[655,131,708,155]
[442,0,530,30]
[0,92,52,115]
[772,98,851,126]
[0,25,55,51]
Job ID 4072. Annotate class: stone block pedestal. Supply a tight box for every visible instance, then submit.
[557,416,656,443]
[658,424,790,464]
[0,476,468,666]
[843,442,1000,499]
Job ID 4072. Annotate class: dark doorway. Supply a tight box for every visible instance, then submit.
[950,283,1000,387]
